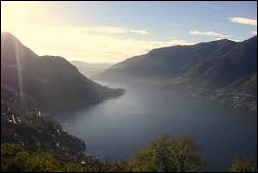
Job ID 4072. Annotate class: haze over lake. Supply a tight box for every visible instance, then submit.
[55,80,257,172]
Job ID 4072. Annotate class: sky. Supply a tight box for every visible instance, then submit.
[1,1,257,63]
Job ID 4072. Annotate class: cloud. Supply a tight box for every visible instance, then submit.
[9,23,194,63]
[229,17,257,27]
[215,38,240,42]
[230,39,240,42]
[189,30,231,38]
[76,26,149,35]
[129,29,149,35]
[250,31,257,35]
[81,26,128,34]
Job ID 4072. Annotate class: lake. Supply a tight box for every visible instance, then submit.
[54,80,257,171]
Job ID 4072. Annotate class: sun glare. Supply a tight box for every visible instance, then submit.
[1,1,37,31]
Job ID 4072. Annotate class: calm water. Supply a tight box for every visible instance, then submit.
[55,80,257,171]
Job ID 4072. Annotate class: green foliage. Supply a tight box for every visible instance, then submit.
[13,151,31,171]
[129,134,206,172]
[1,143,25,172]
[228,156,257,172]
[1,143,132,172]
[1,143,61,172]
[1,139,256,172]
[62,162,85,172]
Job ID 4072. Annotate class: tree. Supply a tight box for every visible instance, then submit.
[1,143,25,172]
[228,156,257,172]
[13,151,31,171]
[129,134,206,172]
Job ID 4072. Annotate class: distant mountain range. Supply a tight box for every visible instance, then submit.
[1,32,124,114]
[70,61,112,78]
[97,36,257,112]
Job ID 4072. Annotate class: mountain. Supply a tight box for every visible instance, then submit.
[97,36,257,111]
[183,36,257,89]
[70,60,112,78]
[99,39,237,80]
[1,106,86,161]
[228,73,257,96]
[1,32,124,113]
[1,32,125,167]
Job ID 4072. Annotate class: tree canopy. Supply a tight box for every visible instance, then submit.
[129,134,206,172]
[228,156,257,172]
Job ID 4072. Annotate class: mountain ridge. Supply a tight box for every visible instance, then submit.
[70,60,112,78]
[1,32,125,114]
[97,35,257,112]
